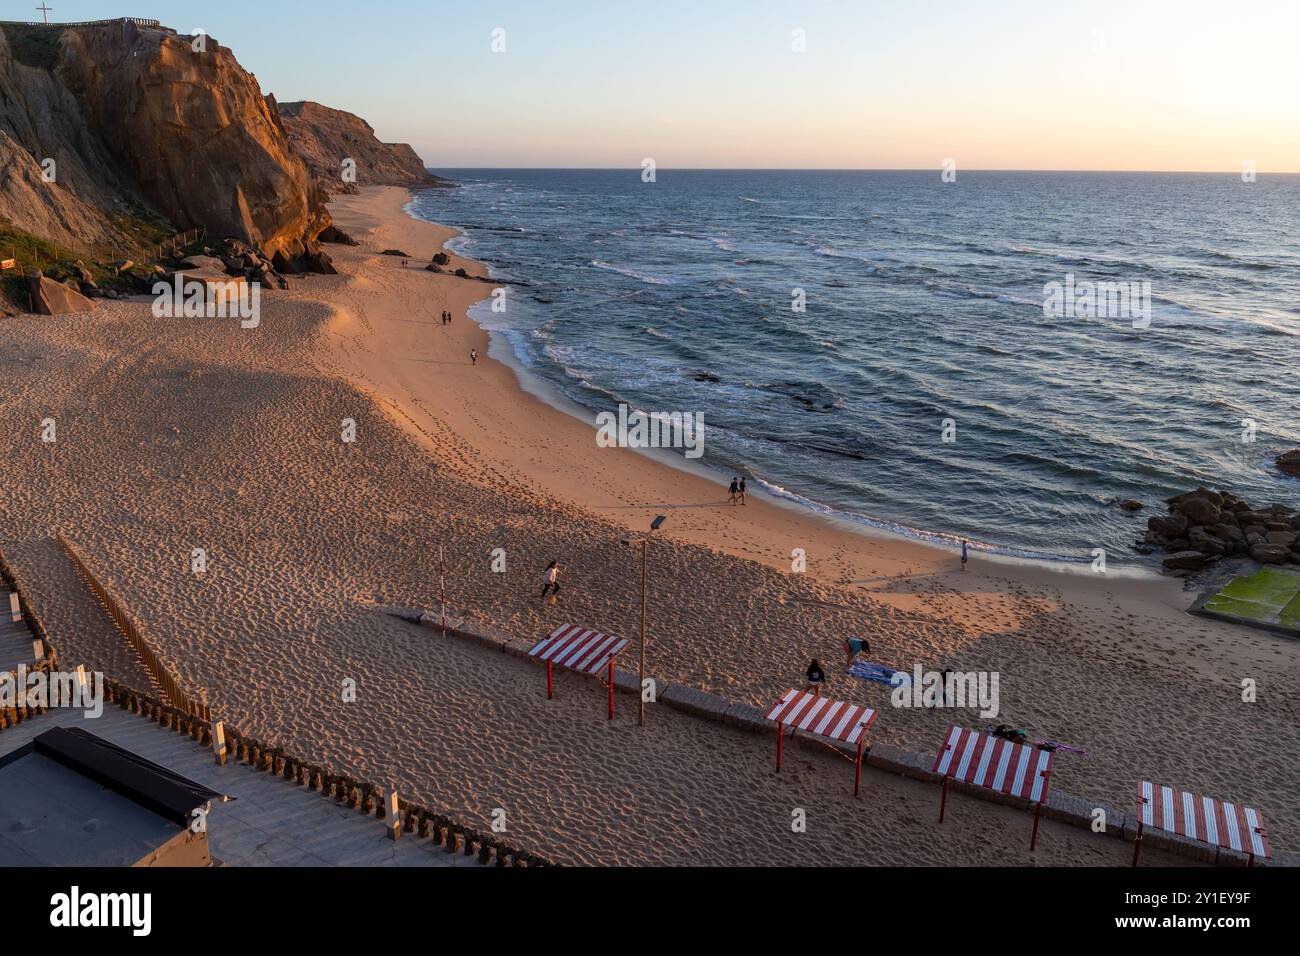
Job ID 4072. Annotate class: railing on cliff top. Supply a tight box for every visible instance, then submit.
[0,18,161,28]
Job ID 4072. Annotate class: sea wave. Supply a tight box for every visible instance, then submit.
[590,259,671,285]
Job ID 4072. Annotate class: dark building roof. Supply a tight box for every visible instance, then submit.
[0,726,224,867]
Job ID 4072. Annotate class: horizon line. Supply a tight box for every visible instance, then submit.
[422,165,1298,176]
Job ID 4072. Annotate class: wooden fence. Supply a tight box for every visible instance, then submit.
[0,18,161,28]
[57,534,209,722]
[0,544,58,672]
[119,226,207,268]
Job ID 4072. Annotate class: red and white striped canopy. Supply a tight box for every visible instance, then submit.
[1138,781,1271,859]
[530,624,628,676]
[765,689,877,745]
[933,726,1055,802]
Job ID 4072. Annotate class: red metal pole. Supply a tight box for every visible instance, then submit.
[607,659,614,720]
[854,738,865,796]
[776,721,784,773]
[1030,801,1043,851]
[1131,820,1143,867]
[938,777,950,822]
[547,661,553,700]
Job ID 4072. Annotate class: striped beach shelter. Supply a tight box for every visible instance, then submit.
[529,624,628,720]
[1133,781,1271,866]
[766,689,878,795]
[933,725,1057,850]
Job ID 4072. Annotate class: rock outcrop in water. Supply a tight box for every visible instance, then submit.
[278,100,448,197]
[0,19,332,269]
[1276,451,1300,477]
[1141,486,1300,572]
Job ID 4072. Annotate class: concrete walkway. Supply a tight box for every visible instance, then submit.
[0,706,484,867]
[0,591,39,674]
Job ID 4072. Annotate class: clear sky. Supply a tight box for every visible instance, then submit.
[33,0,1300,171]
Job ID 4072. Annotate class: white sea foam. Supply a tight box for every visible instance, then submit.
[590,260,670,285]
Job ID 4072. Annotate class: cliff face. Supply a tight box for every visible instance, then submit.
[0,26,152,250]
[278,100,447,196]
[0,127,120,251]
[0,20,330,265]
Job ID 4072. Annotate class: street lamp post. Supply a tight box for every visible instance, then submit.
[638,535,647,724]
[625,515,666,726]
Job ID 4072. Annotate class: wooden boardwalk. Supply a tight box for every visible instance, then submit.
[0,707,484,868]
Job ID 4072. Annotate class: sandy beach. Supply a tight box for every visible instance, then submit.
[0,184,1295,865]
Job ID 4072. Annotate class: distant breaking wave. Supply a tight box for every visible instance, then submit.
[590,259,671,285]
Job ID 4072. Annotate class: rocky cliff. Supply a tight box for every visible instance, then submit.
[278,100,448,196]
[0,19,330,268]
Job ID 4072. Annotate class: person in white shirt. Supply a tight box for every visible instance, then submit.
[540,561,560,600]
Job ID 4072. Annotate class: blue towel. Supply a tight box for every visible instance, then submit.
[849,661,912,687]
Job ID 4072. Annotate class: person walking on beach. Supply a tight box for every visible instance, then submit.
[739,477,747,505]
[961,539,969,571]
[728,477,739,505]
[540,561,560,601]
[470,348,478,366]
[804,659,827,697]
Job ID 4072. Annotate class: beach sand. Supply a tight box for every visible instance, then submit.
[0,185,1295,865]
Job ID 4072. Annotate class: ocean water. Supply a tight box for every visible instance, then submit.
[411,170,1300,563]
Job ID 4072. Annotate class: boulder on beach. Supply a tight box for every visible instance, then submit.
[318,224,360,246]
[180,255,230,273]
[1249,544,1289,565]
[1168,487,1223,508]
[432,252,450,266]
[27,273,96,315]
[1207,522,1247,546]
[1173,495,1221,526]
[301,250,337,275]
[1187,528,1226,556]
[1163,551,1211,571]
[1147,513,1188,537]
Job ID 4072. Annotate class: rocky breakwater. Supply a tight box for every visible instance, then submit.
[1141,487,1300,573]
